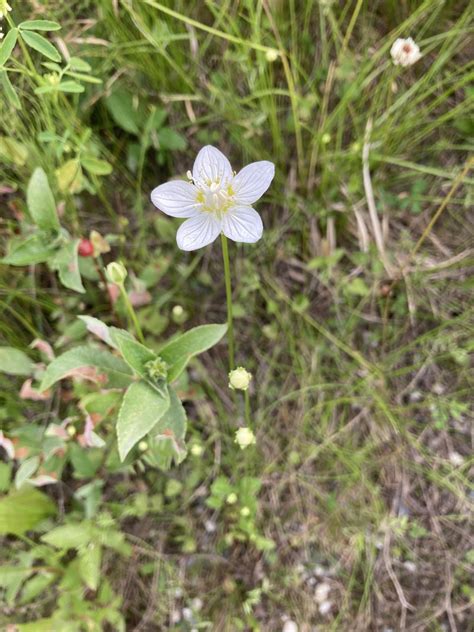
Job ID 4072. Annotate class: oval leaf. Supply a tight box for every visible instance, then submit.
[0,70,21,109]
[19,20,62,31]
[117,381,170,462]
[159,323,227,381]
[50,239,85,293]
[20,30,61,62]
[0,28,18,67]
[0,347,35,376]
[1,234,56,266]
[0,487,56,536]
[27,167,59,231]
[40,346,133,392]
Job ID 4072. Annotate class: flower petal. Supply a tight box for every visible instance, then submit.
[176,214,221,251]
[151,180,200,218]
[222,206,263,244]
[233,161,274,205]
[192,145,233,185]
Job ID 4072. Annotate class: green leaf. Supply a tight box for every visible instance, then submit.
[0,70,21,109]
[81,155,113,175]
[68,57,91,72]
[15,456,40,489]
[105,89,141,135]
[0,347,35,375]
[0,136,28,165]
[159,324,227,381]
[146,387,188,468]
[0,487,56,535]
[50,239,85,293]
[20,30,61,62]
[78,544,101,590]
[41,522,93,549]
[39,345,133,392]
[56,80,85,93]
[1,234,56,266]
[157,127,187,151]
[111,329,156,377]
[19,573,55,605]
[0,28,18,67]
[19,20,62,31]
[117,381,170,461]
[27,167,59,231]
[0,462,11,492]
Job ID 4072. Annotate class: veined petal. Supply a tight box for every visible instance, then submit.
[233,160,275,205]
[192,145,233,186]
[222,206,263,244]
[151,180,201,218]
[176,213,221,251]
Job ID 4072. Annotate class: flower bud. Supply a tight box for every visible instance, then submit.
[265,48,279,62]
[190,443,204,457]
[172,304,187,324]
[228,367,252,391]
[106,261,127,285]
[226,492,238,505]
[78,238,94,257]
[138,440,148,452]
[240,506,250,517]
[90,230,110,256]
[67,425,77,437]
[234,427,256,450]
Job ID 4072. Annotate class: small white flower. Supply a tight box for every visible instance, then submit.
[151,145,275,251]
[235,427,256,449]
[282,622,299,632]
[390,37,422,67]
[228,366,252,391]
[0,2,12,20]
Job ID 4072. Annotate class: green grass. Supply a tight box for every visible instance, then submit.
[0,0,473,630]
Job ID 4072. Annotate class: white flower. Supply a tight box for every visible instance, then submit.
[151,145,275,251]
[0,2,12,20]
[234,427,256,449]
[390,37,422,67]
[228,366,252,391]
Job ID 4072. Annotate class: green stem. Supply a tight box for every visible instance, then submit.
[119,283,145,344]
[220,234,235,371]
[244,390,251,428]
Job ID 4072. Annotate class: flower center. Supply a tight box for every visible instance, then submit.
[402,44,412,53]
[195,177,235,216]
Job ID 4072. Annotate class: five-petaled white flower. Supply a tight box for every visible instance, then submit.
[390,37,421,67]
[151,145,275,251]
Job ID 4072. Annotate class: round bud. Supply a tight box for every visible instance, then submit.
[240,506,250,517]
[226,492,238,505]
[228,367,252,391]
[78,238,94,257]
[234,427,256,450]
[138,440,148,452]
[190,443,204,457]
[106,261,127,285]
[265,48,279,62]
[67,425,77,437]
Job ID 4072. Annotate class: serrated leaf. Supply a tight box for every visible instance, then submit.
[19,20,62,32]
[0,70,21,109]
[0,487,56,535]
[27,167,59,231]
[41,522,93,549]
[20,30,61,62]
[39,345,133,392]
[81,155,113,175]
[0,28,18,67]
[117,381,170,461]
[78,543,101,590]
[158,323,227,381]
[50,239,84,293]
[15,456,40,489]
[1,234,56,266]
[0,347,35,375]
